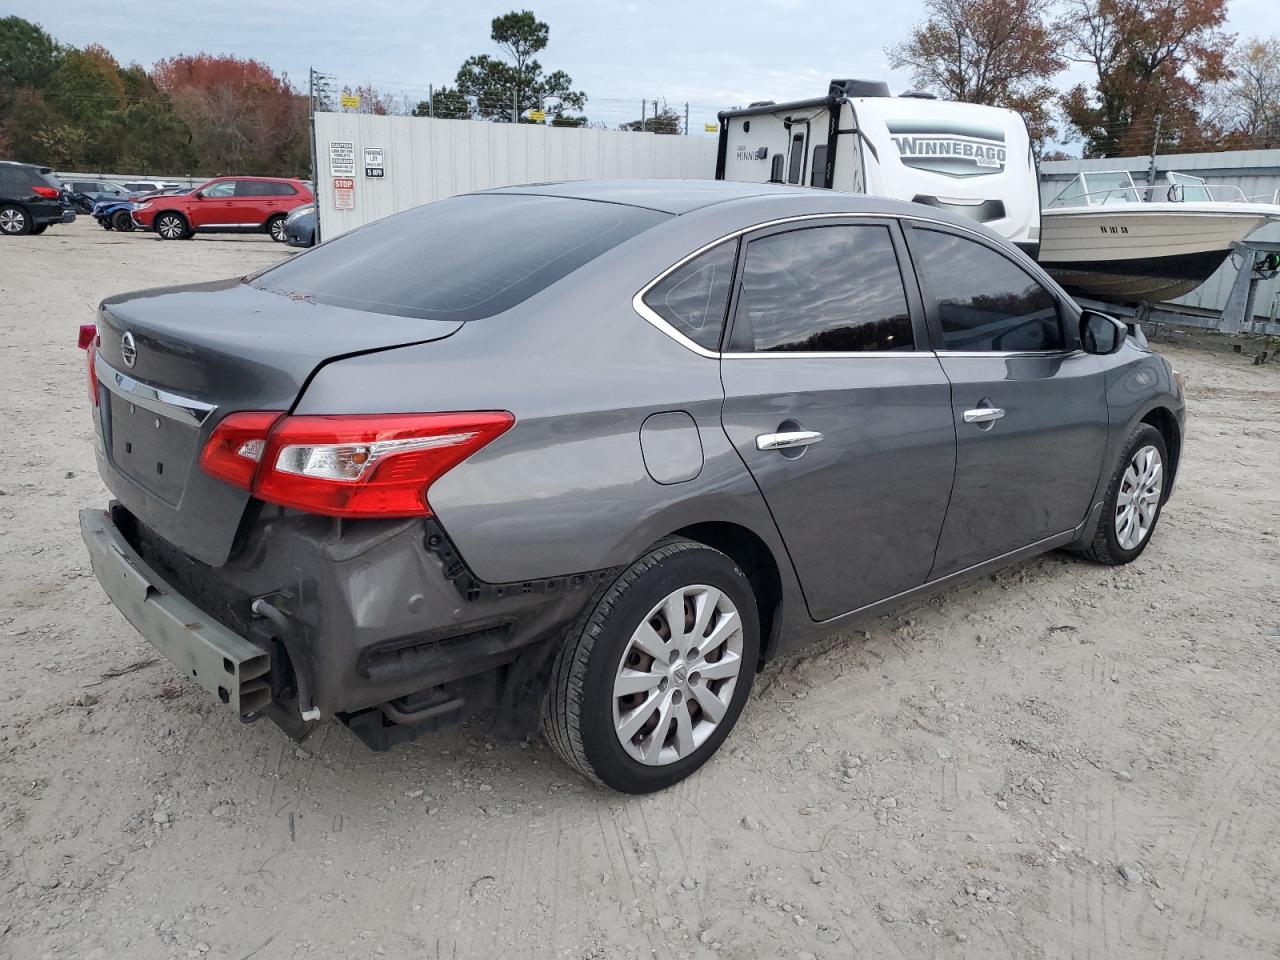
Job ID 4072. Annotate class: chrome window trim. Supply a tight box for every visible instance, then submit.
[935,349,1084,359]
[632,211,1050,360]
[95,354,217,426]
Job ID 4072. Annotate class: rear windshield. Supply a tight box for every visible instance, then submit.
[250,193,669,321]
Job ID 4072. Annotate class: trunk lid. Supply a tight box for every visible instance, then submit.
[93,279,462,566]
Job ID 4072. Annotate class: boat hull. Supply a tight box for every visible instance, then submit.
[1038,204,1279,303]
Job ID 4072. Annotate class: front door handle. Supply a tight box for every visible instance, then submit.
[756,430,824,451]
[963,407,1006,424]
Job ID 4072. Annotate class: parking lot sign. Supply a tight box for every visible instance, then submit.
[363,147,385,178]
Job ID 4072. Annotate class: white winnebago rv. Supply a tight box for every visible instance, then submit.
[716,79,1041,257]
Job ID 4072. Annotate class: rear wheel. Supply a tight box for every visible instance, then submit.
[542,539,759,793]
[0,205,31,236]
[1078,423,1168,565]
[111,210,134,232]
[155,212,188,240]
[266,214,287,242]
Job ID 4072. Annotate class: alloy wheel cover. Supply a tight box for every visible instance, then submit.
[611,584,745,766]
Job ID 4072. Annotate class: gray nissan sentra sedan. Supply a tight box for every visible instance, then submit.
[79,180,1185,793]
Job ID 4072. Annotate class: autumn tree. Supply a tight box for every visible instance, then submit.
[153,54,309,176]
[887,0,1064,146]
[1207,37,1280,149]
[1060,0,1232,157]
[454,10,586,124]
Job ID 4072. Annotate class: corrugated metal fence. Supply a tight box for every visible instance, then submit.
[312,112,718,239]
[1041,150,1280,320]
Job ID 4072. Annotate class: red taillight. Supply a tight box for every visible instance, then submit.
[79,324,99,406]
[199,411,285,489]
[33,185,60,199]
[200,412,514,518]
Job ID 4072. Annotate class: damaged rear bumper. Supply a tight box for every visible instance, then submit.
[80,508,271,715]
[80,502,608,749]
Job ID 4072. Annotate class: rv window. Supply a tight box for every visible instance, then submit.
[810,146,828,188]
[912,229,1064,352]
[643,240,737,351]
[787,135,804,184]
[735,224,914,353]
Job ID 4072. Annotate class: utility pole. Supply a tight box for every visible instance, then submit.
[640,100,646,133]
[512,88,518,123]
[1145,112,1163,191]
[684,102,689,135]
[428,83,434,117]
[308,68,335,243]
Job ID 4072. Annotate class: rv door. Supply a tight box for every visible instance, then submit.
[786,123,808,185]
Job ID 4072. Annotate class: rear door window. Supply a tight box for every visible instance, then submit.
[732,224,915,352]
[642,240,736,351]
[252,193,669,321]
[235,180,274,197]
[911,228,1065,352]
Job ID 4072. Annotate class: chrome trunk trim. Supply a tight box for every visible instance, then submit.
[95,354,216,426]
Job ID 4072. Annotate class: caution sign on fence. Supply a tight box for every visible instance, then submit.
[329,141,355,177]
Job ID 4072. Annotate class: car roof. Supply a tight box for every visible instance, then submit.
[478,178,849,215]
[206,175,302,182]
[475,178,972,223]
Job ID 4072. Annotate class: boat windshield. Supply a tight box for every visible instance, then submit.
[1165,172,1249,203]
[1048,171,1141,208]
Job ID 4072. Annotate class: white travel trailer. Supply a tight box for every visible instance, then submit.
[716,80,1041,256]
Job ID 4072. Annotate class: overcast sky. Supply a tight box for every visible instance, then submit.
[9,0,1273,131]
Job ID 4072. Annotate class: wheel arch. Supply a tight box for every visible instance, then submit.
[669,520,785,663]
[1139,405,1181,500]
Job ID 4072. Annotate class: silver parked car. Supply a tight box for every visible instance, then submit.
[79,180,1185,793]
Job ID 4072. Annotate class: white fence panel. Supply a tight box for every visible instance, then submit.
[313,112,718,238]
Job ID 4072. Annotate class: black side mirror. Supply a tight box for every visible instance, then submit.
[1080,310,1127,355]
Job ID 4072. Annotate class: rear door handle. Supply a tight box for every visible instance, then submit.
[963,407,1006,424]
[756,430,824,451]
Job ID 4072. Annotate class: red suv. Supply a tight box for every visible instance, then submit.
[132,176,314,242]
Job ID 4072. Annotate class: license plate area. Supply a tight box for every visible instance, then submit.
[108,393,198,505]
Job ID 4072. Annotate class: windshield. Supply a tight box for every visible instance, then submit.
[251,193,669,321]
[1049,171,1141,208]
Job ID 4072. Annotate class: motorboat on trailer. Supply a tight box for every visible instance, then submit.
[1038,170,1280,303]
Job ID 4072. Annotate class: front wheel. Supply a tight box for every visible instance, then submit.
[266,214,286,242]
[155,212,188,240]
[542,539,759,793]
[1079,423,1168,565]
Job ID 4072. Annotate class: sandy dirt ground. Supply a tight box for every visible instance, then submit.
[1,217,1279,960]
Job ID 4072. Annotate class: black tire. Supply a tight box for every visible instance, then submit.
[0,204,31,236]
[542,539,760,793]
[266,214,287,242]
[29,223,47,235]
[1078,423,1168,565]
[154,211,188,240]
[111,210,134,232]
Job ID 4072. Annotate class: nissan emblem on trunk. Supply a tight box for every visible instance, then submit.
[120,331,137,368]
